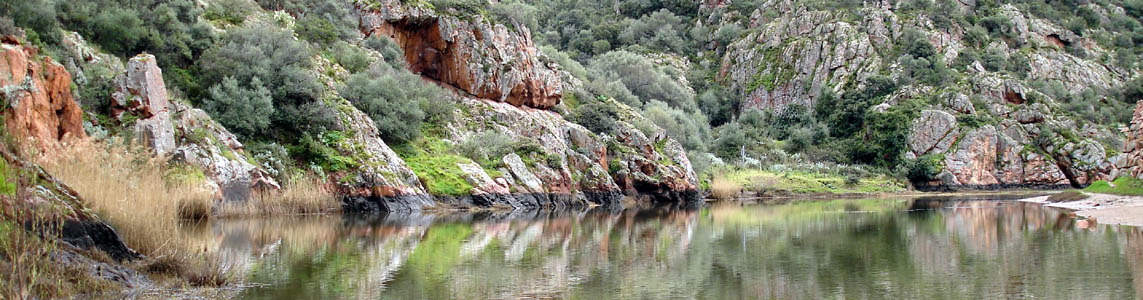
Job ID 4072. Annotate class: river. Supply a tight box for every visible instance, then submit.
[177,194,1143,299]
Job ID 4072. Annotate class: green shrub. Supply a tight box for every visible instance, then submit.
[200,24,323,135]
[339,66,449,144]
[642,100,710,152]
[296,15,339,46]
[202,76,275,137]
[247,141,294,180]
[981,49,1007,72]
[203,0,254,24]
[364,35,406,68]
[617,9,689,54]
[904,154,943,183]
[488,0,538,31]
[455,130,515,165]
[587,50,695,110]
[293,133,356,172]
[327,41,374,74]
[572,101,618,134]
[257,0,357,41]
[713,122,747,161]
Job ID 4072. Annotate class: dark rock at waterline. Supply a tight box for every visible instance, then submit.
[341,190,651,213]
[911,182,1076,192]
[56,220,142,261]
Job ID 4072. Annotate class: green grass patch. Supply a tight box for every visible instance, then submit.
[394,138,475,196]
[1084,176,1143,196]
[163,163,207,187]
[719,168,905,195]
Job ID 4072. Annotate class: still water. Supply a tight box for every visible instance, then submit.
[180,195,1143,299]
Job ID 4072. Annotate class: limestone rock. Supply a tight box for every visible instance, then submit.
[720,4,882,111]
[944,126,1000,185]
[170,102,279,202]
[908,110,959,157]
[112,54,175,156]
[446,96,697,205]
[503,153,545,194]
[327,96,434,212]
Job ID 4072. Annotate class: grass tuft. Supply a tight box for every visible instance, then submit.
[709,175,742,200]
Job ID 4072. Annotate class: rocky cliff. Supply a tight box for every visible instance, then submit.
[341,94,700,212]
[0,37,144,290]
[1117,101,1143,180]
[114,55,280,202]
[357,0,562,109]
[713,0,1131,188]
[332,1,700,211]
[57,32,280,202]
[0,38,86,152]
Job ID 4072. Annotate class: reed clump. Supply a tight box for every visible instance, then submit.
[37,140,231,286]
[709,175,743,200]
[217,175,338,217]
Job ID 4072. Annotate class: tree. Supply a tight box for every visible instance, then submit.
[713,122,747,161]
[202,77,275,137]
[588,50,696,111]
[643,100,710,151]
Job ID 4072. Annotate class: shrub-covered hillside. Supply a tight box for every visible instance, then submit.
[2,0,1143,202]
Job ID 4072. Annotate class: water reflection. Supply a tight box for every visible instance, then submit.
[178,196,1143,299]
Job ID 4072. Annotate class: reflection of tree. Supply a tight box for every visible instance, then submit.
[192,198,1141,299]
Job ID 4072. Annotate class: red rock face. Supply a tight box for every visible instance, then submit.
[0,40,86,151]
[360,1,562,109]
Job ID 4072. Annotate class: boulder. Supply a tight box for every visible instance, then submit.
[112,54,175,156]
[170,103,280,202]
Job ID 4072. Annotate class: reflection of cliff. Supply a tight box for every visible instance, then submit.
[190,199,1140,299]
[1124,228,1143,298]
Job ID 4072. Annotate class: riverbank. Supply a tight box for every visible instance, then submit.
[1020,193,1143,227]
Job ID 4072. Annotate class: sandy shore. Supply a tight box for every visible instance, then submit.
[1020,193,1143,227]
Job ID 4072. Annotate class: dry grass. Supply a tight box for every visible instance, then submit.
[709,175,743,200]
[36,140,231,286]
[217,176,338,217]
[0,186,116,298]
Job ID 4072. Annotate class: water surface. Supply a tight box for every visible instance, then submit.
[180,195,1143,299]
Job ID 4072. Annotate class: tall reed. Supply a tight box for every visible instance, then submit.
[36,140,230,286]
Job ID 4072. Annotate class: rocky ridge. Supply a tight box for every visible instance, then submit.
[1117,101,1143,180]
[713,0,1129,188]
[333,1,700,211]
